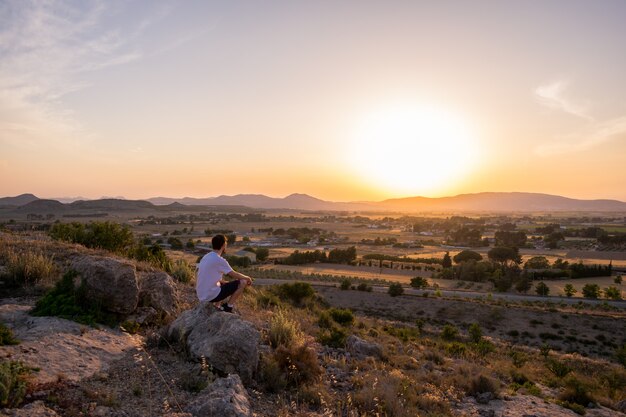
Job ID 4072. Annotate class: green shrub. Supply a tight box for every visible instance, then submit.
[468,323,482,343]
[356,282,373,291]
[445,341,468,357]
[268,309,303,348]
[0,324,18,346]
[472,340,495,356]
[384,325,420,342]
[49,221,133,253]
[274,282,315,306]
[441,324,459,341]
[0,248,56,287]
[169,259,194,283]
[328,308,354,327]
[559,377,594,407]
[582,284,600,299]
[254,290,282,308]
[388,282,404,297]
[509,350,528,368]
[546,358,572,378]
[318,327,348,348]
[130,244,172,271]
[410,277,429,288]
[318,311,333,329]
[340,278,351,290]
[120,320,140,335]
[0,360,31,408]
[31,270,118,327]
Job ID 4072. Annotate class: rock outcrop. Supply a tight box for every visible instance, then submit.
[0,400,59,416]
[186,374,251,417]
[137,271,178,320]
[346,335,383,359]
[71,256,139,315]
[70,255,179,320]
[167,302,260,384]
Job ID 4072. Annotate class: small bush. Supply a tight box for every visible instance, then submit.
[274,282,315,306]
[472,340,495,356]
[546,358,572,378]
[318,326,348,348]
[559,377,594,407]
[130,243,172,272]
[318,311,333,329]
[467,374,499,397]
[356,282,372,292]
[445,341,468,357]
[254,290,282,308]
[384,325,420,342]
[469,323,482,343]
[0,360,31,408]
[558,401,586,415]
[169,259,194,283]
[273,343,322,388]
[268,309,303,348]
[0,323,18,346]
[388,282,404,297]
[441,324,459,341]
[509,350,528,368]
[410,276,429,288]
[328,308,354,327]
[340,278,351,290]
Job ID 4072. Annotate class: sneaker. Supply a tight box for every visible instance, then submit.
[220,303,233,313]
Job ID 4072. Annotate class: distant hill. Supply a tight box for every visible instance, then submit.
[16,199,67,213]
[0,193,39,207]
[4,192,626,213]
[379,192,626,212]
[148,192,626,212]
[147,193,363,211]
[69,199,154,210]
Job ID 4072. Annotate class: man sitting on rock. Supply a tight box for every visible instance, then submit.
[196,234,253,313]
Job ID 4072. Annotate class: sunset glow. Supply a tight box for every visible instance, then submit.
[1,1,626,202]
[348,104,478,195]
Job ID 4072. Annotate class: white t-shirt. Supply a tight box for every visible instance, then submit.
[196,251,234,302]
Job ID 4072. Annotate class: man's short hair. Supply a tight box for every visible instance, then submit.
[212,234,226,250]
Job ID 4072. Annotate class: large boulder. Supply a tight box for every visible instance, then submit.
[186,374,251,417]
[137,271,178,320]
[346,335,383,359]
[71,256,139,315]
[167,302,260,384]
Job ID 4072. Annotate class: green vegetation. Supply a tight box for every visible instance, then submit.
[410,276,429,288]
[169,259,195,283]
[468,323,482,343]
[272,282,315,306]
[31,270,118,327]
[268,309,303,348]
[582,284,600,299]
[441,324,459,341]
[327,308,354,327]
[49,221,133,253]
[535,281,550,296]
[564,284,577,297]
[388,282,404,297]
[0,323,18,346]
[0,360,31,408]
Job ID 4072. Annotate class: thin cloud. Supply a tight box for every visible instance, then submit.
[534,81,592,120]
[534,80,626,156]
[535,116,626,156]
[0,1,169,150]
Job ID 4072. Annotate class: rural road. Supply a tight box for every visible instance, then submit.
[252,278,626,308]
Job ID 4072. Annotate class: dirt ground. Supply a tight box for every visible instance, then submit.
[315,285,626,361]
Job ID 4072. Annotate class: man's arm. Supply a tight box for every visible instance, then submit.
[226,270,253,286]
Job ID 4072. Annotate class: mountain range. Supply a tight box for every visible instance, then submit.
[1,192,626,213]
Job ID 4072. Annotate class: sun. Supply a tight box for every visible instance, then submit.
[347,103,479,196]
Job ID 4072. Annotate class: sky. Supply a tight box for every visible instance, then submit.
[1,0,626,202]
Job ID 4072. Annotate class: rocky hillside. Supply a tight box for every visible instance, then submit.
[0,233,625,416]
